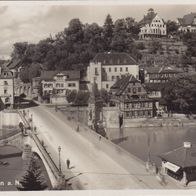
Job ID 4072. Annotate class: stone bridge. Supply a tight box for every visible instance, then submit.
[0,111,70,189]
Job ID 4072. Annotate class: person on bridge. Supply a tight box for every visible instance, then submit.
[66,159,70,169]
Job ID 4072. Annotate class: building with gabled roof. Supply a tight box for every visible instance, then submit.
[40,70,80,104]
[159,142,196,185]
[139,8,167,39]
[110,74,157,119]
[87,52,139,91]
[177,12,196,33]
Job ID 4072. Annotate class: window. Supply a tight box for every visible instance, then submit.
[95,68,98,75]
[5,97,10,103]
[106,84,109,89]
[115,68,117,72]
[133,88,136,94]
[4,81,8,85]
[126,67,128,72]
[120,67,123,72]
[68,83,76,87]
[109,68,111,72]
[4,89,7,94]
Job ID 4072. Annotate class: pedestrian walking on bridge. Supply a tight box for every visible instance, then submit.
[66,159,70,169]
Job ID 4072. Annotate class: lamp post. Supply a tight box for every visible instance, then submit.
[58,146,62,174]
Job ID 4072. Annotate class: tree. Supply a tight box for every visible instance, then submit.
[74,90,90,106]
[166,20,178,35]
[11,42,28,59]
[100,89,111,105]
[103,14,114,51]
[19,63,41,83]
[17,156,48,191]
[66,90,77,103]
[125,17,140,38]
[162,73,196,114]
[111,19,133,52]
[149,41,163,54]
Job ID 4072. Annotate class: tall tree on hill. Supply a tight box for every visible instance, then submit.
[83,23,104,53]
[166,20,178,35]
[17,156,48,191]
[125,17,140,38]
[103,14,114,51]
[11,42,28,59]
[33,38,54,64]
[162,74,196,114]
[111,19,133,52]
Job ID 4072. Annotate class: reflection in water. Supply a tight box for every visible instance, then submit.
[111,126,196,166]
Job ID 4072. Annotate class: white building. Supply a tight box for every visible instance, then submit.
[177,13,196,33]
[40,70,80,104]
[139,8,167,39]
[0,68,14,107]
[87,52,139,91]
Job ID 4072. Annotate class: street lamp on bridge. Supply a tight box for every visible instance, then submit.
[58,146,62,175]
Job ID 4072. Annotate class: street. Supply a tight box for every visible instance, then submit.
[29,105,143,189]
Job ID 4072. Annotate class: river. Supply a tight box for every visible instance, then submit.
[110,125,196,166]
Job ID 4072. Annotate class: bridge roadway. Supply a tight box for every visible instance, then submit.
[28,105,181,189]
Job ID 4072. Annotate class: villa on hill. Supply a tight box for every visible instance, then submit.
[139,8,167,39]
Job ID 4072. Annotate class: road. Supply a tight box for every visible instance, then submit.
[28,105,144,189]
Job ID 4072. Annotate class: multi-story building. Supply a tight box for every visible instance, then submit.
[139,8,167,39]
[141,67,182,114]
[87,52,139,91]
[143,67,182,84]
[40,70,80,104]
[0,68,14,107]
[110,74,157,119]
[177,13,196,33]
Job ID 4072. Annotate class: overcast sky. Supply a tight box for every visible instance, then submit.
[0,1,196,59]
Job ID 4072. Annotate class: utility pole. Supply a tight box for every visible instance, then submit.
[58,146,62,175]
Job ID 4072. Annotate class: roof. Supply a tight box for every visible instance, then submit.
[40,70,80,81]
[159,145,196,168]
[145,67,182,74]
[144,83,167,91]
[178,13,196,26]
[139,12,157,26]
[6,58,21,69]
[91,52,137,66]
[111,74,140,96]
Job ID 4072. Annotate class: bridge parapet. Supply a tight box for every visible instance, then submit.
[18,110,69,189]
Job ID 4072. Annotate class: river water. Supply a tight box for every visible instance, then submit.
[110,125,196,166]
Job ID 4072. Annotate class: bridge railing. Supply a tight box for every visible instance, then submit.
[18,110,69,189]
[30,131,61,180]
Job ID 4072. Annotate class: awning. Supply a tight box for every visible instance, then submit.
[163,162,180,173]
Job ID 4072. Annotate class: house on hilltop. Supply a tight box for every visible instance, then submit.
[177,12,196,33]
[139,8,167,39]
[87,52,139,91]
